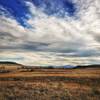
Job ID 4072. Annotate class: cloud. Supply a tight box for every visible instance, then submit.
[0,51,100,66]
[0,0,100,65]
[0,0,31,27]
[28,0,77,17]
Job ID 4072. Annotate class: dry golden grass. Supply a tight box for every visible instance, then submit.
[0,67,100,100]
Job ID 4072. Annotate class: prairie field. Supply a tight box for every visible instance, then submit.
[0,65,100,100]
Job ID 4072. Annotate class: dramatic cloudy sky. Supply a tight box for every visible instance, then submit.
[0,0,100,66]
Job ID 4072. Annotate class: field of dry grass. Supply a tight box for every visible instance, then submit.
[0,65,100,100]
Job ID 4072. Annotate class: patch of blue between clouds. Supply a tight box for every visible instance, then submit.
[31,0,76,17]
[0,0,31,27]
[0,0,77,27]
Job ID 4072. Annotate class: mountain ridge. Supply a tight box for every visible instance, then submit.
[0,61,100,69]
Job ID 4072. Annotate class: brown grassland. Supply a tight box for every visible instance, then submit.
[0,64,100,100]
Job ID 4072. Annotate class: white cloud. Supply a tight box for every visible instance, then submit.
[0,0,100,65]
[0,51,100,66]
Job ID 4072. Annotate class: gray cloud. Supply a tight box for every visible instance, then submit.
[0,0,100,65]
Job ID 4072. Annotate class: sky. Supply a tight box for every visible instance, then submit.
[0,0,100,66]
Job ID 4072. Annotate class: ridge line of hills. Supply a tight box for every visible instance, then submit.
[0,61,100,69]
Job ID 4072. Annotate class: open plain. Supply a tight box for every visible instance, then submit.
[0,64,100,100]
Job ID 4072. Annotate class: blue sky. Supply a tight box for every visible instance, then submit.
[0,0,76,27]
[0,0,100,66]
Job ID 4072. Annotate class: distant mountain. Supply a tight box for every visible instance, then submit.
[0,62,75,68]
[1,61,100,69]
[0,61,23,66]
[47,65,76,69]
[0,61,24,71]
[75,65,100,69]
[62,65,76,68]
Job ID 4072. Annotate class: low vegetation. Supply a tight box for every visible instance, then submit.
[0,63,100,100]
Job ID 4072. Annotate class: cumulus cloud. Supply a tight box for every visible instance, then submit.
[0,0,100,65]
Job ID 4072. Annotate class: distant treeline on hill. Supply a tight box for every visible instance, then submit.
[75,65,100,69]
[0,61,100,69]
[0,61,23,66]
[0,62,18,64]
